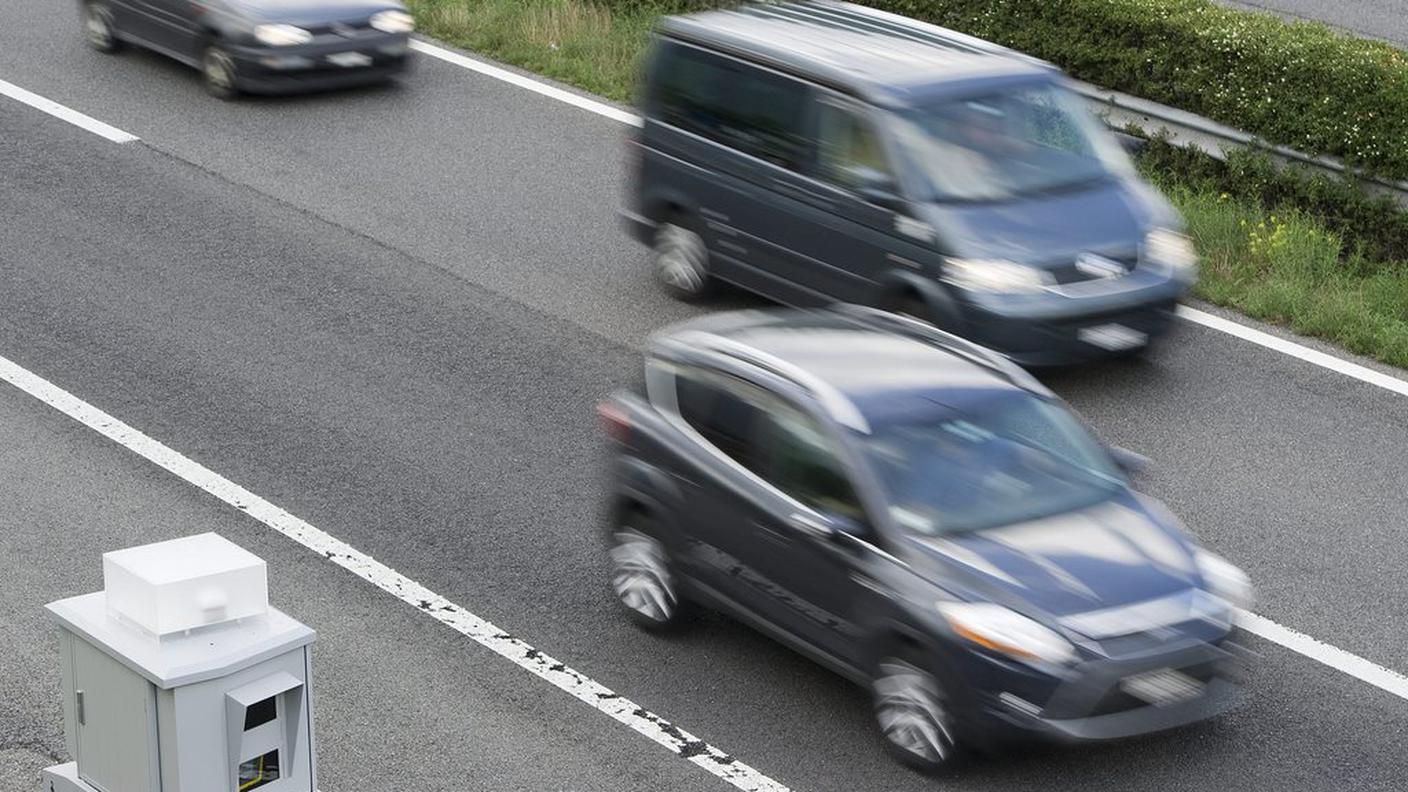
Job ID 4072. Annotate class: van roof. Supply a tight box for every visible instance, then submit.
[657,1,1058,108]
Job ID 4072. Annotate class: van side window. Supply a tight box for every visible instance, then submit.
[814,101,894,193]
[674,368,767,475]
[652,42,809,170]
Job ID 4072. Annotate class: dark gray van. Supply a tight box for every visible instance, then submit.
[621,1,1197,365]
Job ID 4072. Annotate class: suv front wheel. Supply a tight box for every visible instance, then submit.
[873,654,962,773]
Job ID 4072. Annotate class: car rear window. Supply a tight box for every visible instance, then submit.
[650,41,810,171]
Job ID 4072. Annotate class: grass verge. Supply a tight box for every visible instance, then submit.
[408,0,1408,370]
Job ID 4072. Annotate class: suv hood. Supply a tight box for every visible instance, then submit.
[910,493,1199,619]
[919,177,1177,268]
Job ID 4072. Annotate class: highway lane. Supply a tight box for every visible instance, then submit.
[4,76,1408,792]
[0,374,717,792]
[1215,0,1408,45]
[5,0,1408,673]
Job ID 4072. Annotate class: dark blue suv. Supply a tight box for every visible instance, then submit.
[598,306,1251,771]
[623,1,1197,365]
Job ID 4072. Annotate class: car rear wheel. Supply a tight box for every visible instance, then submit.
[83,2,120,53]
[609,517,686,630]
[873,654,961,773]
[202,46,240,100]
[653,219,712,301]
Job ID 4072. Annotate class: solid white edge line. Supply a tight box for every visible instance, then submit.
[410,38,1408,401]
[0,353,790,792]
[1237,611,1408,702]
[410,40,643,128]
[0,77,139,143]
[1178,306,1408,398]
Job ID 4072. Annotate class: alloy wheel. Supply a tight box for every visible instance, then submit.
[84,4,118,52]
[654,222,708,298]
[609,528,678,626]
[873,657,956,769]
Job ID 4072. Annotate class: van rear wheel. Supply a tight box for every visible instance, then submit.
[653,219,713,301]
[83,2,120,53]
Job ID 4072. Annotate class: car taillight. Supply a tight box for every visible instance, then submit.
[597,401,631,443]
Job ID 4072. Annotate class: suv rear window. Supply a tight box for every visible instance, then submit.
[674,368,766,474]
[650,41,809,170]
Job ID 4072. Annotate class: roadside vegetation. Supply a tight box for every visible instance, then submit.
[407,0,1408,369]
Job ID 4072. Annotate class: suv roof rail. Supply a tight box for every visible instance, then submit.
[738,1,1045,67]
[829,303,1050,394]
[663,329,872,433]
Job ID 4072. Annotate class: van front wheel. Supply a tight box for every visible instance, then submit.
[653,220,712,301]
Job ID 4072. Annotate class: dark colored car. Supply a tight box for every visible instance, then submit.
[598,305,1252,771]
[621,1,1198,366]
[79,0,414,98]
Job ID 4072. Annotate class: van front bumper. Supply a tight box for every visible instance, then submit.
[957,275,1191,366]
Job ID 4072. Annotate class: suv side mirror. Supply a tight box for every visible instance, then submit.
[1110,446,1150,477]
[789,511,865,542]
[1113,131,1147,155]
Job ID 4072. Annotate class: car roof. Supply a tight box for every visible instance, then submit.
[656,1,1057,108]
[651,308,1044,431]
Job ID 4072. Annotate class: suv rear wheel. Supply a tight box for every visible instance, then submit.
[609,515,686,630]
[83,2,120,53]
[873,653,961,773]
[653,218,712,301]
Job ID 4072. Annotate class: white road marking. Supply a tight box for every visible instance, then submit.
[0,77,138,143]
[410,40,643,128]
[1178,306,1408,398]
[410,38,1408,399]
[1237,612,1408,702]
[0,353,788,792]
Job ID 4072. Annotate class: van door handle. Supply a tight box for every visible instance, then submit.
[770,178,830,206]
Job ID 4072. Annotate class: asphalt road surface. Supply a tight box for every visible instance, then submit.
[2,2,1408,790]
[1216,0,1408,45]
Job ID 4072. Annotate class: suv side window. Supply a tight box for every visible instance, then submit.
[763,403,867,523]
[674,368,767,474]
[814,100,894,193]
[652,42,809,170]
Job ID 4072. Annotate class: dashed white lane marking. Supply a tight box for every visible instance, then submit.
[411,37,1408,402]
[1237,612,1408,702]
[0,353,789,792]
[0,77,138,143]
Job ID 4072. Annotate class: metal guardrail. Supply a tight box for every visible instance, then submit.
[1073,81,1408,207]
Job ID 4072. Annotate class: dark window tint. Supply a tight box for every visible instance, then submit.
[815,101,893,192]
[675,370,765,474]
[764,405,865,522]
[243,697,276,731]
[653,42,809,169]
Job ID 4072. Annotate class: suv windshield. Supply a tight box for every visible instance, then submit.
[891,84,1134,202]
[864,390,1123,535]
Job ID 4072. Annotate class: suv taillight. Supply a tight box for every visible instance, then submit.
[597,400,631,443]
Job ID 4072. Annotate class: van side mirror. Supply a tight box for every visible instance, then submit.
[842,165,905,211]
[1110,446,1150,477]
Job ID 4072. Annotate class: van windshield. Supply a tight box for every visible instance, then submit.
[891,84,1134,202]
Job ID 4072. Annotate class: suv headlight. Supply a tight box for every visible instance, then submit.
[1194,549,1253,610]
[370,10,415,33]
[1144,228,1198,281]
[938,602,1076,666]
[254,23,312,46]
[942,258,1050,295]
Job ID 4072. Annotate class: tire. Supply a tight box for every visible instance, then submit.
[83,2,120,53]
[608,513,688,631]
[872,651,963,774]
[652,218,713,302]
[201,45,240,100]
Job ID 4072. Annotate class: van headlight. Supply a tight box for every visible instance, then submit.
[938,602,1076,666]
[942,258,1050,294]
[370,10,415,33]
[1144,228,1197,281]
[1195,549,1253,610]
[254,23,312,46]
